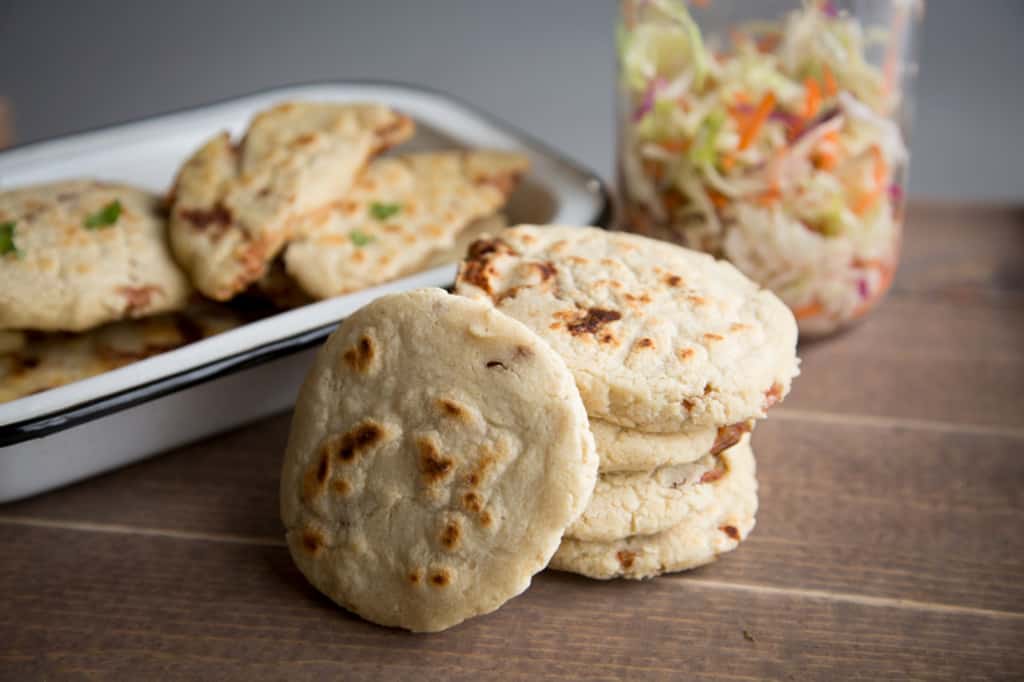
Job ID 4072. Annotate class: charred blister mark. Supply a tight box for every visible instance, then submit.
[721,525,740,541]
[437,398,470,421]
[429,568,453,588]
[439,520,461,551]
[677,347,695,361]
[633,337,655,351]
[323,420,387,464]
[566,308,622,336]
[116,285,165,316]
[179,202,232,233]
[300,528,326,557]
[462,491,483,513]
[417,437,454,484]
[342,335,376,373]
[664,274,684,288]
[617,550,636,569]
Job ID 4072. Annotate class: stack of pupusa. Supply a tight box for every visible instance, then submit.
[455,226,799,579]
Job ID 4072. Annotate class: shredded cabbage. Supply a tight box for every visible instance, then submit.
[619,0,910,334]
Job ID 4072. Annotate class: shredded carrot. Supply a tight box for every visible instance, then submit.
[659,139,690,153]
[813,131,843,170]
[852,146,889,215]
[755,34,781,53]
[756,187,781,206]
[738,92,775,151]
[814,150,839,171]
[719,153,736,172]
[792,300,824,320]
[803,78,821,119]
[852,189,882,215]
[871,145,887,187]
[707,188,729,210]
[692,0,709,6]
[822,65,838,98]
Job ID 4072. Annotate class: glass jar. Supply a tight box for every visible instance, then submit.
[616,0,922,337]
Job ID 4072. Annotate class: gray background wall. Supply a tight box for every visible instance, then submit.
[0,0,1020,201]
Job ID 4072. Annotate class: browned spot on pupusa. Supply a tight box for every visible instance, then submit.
[302,449,333,500]
[332,478,351,496]
[465,449,497,488]
[300,528,325,556]
[688,295,707,306]
[439,520,461,551]
[763,382,784,409]
[342,335,376,373]
[633,337,655,351]
[624,292,652,307]
[437,398,470,421]
[458,238,517,295]
[703,333,724,343]
[324,420,386,463]
[678,348,695,361]
[485,360,507,370]
[682,399,696,411]
[479,510,493,527]
[617,551,636,569]
[568,256,590,266]
[116,285,164,315]
[566,308,622,336]
[730,323,750,332]
[408,569,423,585]
[495,286,522,304]
[721,525,740,541]
[514,345,533,359]
[462,491,483,513]
[429,568,453,587]
[417,437,454,483]
[531,261,556,282]
[179,202,232,233]
[291,132,318,147]
[664,274,684,287]
[712,422,752,455]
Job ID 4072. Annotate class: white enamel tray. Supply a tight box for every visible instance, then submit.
[0,81,611,502]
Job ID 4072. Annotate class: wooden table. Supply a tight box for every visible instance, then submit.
[2,203,1022,680]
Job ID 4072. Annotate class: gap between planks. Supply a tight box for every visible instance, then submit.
[2,514,1022,621]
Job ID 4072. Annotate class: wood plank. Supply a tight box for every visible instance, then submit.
[896,203,1024,299]
[5,416,1023,613]
[788,296,1024,429]
[0,525,1021,681]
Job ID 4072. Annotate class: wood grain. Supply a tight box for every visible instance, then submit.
[896,203,1024,299]
[1,525,1022,681]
